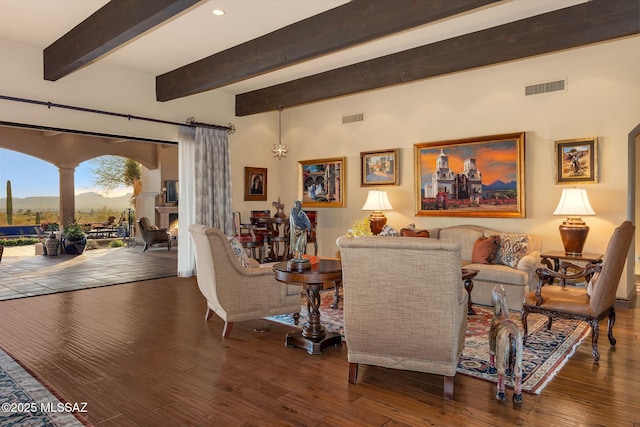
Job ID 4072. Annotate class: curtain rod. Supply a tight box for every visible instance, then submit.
[0,94,235,134]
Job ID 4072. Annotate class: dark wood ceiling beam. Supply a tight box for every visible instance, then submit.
[155,0,502,101]
[235,0,640,116]
[44,0,201,81]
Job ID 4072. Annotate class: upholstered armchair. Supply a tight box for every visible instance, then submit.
[522,221,634,361]
[336,235,467,400]
[137,217,172,252]
[188,224,300,338]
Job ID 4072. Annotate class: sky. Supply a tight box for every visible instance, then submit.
[0,148,130,198]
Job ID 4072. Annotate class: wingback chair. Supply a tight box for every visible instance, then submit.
[336,235,467,400]
[522,221,634,361]
[188,224,300,338]
[137,217,172,252]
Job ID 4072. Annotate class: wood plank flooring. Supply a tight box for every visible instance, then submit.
[0,277,637,426]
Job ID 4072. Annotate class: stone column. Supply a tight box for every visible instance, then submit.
[58,165,77,228]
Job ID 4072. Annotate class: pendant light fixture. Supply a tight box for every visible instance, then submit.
[272,106,288,160]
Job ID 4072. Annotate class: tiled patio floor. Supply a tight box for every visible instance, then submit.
[0,244,177,301]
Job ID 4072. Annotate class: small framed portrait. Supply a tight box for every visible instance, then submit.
[554,138,598,184]
[360,149,399,186]
[244,167,267,201]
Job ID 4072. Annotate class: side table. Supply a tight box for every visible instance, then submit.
[539,251,603,285]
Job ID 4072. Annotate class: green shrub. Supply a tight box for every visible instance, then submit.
[109,239,125,248]
[0,238,39,246]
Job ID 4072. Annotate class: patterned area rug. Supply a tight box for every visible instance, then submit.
[265,289,590,395]
[0,348,88,426]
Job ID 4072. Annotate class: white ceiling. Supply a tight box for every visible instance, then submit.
[0,0,588,97]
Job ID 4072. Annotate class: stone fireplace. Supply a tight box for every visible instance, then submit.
[155,206,178,230]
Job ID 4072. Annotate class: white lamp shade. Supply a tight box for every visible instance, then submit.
[362,190,393,211]
[553,188,595,216]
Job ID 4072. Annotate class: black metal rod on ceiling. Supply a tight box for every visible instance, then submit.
[0,94,235,133]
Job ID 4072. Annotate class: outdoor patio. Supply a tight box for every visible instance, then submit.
[0,243,177,300]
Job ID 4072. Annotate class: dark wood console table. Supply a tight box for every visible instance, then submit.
[273,259,342,355]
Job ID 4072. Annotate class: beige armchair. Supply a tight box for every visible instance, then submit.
[188,224,300,338]
[137,217,172,252]
[336,235,467,400]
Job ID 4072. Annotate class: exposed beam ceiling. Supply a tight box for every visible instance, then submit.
[44,0,201,81]
[235,0,640,116]
[155,0,502,102]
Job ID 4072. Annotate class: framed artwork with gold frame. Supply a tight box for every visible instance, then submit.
[297,157,346,208]
[554,137,598,184]
[414,132,525,218]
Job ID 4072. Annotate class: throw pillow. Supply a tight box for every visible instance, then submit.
[471,236,500,264]
[379,224,399,236]
[495,234,529,269]
[400,223,430,238]
[228,236,250,268]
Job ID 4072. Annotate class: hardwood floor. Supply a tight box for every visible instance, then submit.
[0,277,637,426]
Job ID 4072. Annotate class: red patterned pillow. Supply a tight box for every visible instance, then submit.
[472,236,500,264]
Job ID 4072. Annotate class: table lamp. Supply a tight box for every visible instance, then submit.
[362,190,393,235]
[553,188,595,256]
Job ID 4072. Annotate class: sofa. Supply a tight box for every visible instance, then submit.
[419,225,541,311]
[336,235,466,400]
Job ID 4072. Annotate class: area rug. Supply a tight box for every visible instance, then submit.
[0,348,88,426]
[265,289,590,395]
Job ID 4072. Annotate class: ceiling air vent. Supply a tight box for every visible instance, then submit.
[525,79,567,96]
[342,113,364,124]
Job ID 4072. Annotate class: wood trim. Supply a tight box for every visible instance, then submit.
[235,0,640,116]
[155,0,500,101]
[44,0,200,81]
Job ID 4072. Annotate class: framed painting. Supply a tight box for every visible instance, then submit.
[297,157,346,208]
[554,137,598,184]
[414,132,526,218]
[360,148,399,186]
[244,167,267,201]
[165,180,178,203]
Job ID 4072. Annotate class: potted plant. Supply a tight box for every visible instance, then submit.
[61,222,87,255]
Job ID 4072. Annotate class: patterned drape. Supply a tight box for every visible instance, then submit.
[194,127,233,234]
[177,126,232,277]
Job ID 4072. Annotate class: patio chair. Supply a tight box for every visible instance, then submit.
[522,221,634,361]
[137,217,172,252]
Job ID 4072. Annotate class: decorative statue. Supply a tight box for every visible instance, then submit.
[489,285,523,403]
[289,199,311,262]
[272,197,286,218]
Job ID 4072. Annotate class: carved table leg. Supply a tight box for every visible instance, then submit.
[330,280,342,309]
[464,277,475,315]
[286,282,342,355]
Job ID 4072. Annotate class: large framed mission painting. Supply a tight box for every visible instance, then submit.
[414,132,525,218]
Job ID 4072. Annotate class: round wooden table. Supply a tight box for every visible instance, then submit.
[273,259,342,355]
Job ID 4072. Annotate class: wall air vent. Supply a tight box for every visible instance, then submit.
[342,113,364,124]
[525,79,567,96]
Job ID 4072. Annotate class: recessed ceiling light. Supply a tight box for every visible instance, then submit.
[212,9,225,16]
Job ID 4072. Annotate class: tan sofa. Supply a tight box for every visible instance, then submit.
[336,235,466,400]
[425,225,541,311]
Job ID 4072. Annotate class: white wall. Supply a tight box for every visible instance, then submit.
[231,36,640,300]
[2,34,639,300]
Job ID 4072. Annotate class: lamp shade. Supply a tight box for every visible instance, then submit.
[553,188,595,256]
[361,190,393,211]
[553,188,595,216]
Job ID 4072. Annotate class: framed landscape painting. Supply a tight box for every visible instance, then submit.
[554,137,598,184]
[414,132,526,218]
[244,167,267,201]
[360,149,399,186]
[297,157,346,208]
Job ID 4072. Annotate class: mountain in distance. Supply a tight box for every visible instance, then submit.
[482,180,516,191]
[0,192,133,212]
